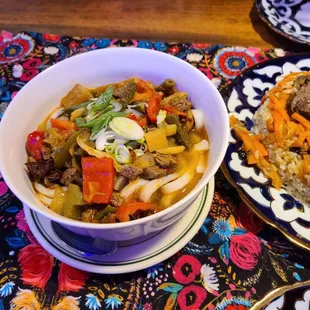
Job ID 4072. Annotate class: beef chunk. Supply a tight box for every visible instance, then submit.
[44,170,63,187]
[153,153,177,168]
[110,192,124,207]
[288,76,310,119]
[120,165,143,180]
[81,208,97,222]
[143,166,167,180]
[25,159,54,180]
[133,153,155,169]
[60,168,82,186]
[169,96,192,112]
[113,81,137,106]
[42,145,52,160]
[294,75,310,89]
[101,213,118,223]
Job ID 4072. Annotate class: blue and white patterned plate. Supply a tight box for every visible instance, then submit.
[263,287,310,310]
[256,0,310,45]
[252,282,310,310]
[222,54,310,251]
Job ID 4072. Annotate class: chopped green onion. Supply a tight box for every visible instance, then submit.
[86,104,114,123]
[88,85,114,116]
[95,130,116,151]
[75,118,87,127]
[105,142,117,154]
[114,144,131,164]
[64,100,93,112]
[76,111,124,129]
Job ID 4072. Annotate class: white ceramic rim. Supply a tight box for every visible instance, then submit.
[23,178,214,274]
[0,47,229,229]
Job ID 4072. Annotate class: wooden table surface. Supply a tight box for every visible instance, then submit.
[0,0,309,50]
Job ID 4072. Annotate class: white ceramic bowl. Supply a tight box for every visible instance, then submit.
[0,48,229,241]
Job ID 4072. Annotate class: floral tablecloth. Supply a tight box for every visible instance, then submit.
[0,30,309,310]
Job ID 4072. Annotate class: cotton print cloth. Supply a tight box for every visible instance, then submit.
[0,30,309,310]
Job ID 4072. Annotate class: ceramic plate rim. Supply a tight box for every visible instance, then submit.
[222,54,310,251]
[256,0,310,45]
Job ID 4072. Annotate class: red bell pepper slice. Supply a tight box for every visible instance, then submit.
[82,157,115,204]
[26,131,45,161]
[115,201,157,222]
[147,93,161,123]
[50,118,78,130]
[126,112,148,128]
[50,118,78,131]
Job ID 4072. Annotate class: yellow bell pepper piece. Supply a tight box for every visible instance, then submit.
[50,187,67,215]
[164,124,177,136]
[145,128,169,152]
[157,146,185,154]
[70,107,86,121]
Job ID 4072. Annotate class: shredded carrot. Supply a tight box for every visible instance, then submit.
[229,115,238,127]
[277,108,290,121]
[291,138,303,148]
[266,118,274,132]
[232,120,268,163]
[254,136,268,157]
[247,153,258,165]
[269,170,282,190]
[257,158,282,190]
[286,121,298,139]
[271,110,284,145]
[292,112,310,129]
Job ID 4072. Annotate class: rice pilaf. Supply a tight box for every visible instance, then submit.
[231,72,310,208]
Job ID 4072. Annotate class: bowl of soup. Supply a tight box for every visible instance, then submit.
[0,48,229,241]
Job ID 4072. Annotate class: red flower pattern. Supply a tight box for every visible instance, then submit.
[230,233,262,270]
[177,285,207,310]
[18,244,54,290]
[22,58,41,69]
[20,69,39,81]
[57,263,88,293]
[173,255,202,284]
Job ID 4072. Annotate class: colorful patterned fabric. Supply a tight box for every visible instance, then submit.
[0,30,309,310]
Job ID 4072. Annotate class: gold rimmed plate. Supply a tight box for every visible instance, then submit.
[222,54,310,251]
[251,280,310,310]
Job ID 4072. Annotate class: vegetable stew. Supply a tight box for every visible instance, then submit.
[25,78,209,223]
